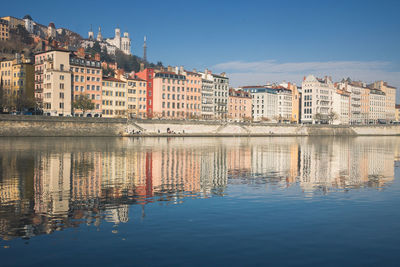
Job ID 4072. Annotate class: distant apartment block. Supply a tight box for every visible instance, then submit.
[0,18,9,41]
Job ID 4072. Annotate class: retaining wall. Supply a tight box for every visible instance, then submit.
[0,115,399,137]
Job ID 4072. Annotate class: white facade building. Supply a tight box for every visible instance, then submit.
[332,90,350,124]
[243,87,278,121]
[199,69,214,119]
[212,73,229,120]
[276,89,292,121]
[337,79,364,124]
[368,89,386,123]
[301,75,335,124]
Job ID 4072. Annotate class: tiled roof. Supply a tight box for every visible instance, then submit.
[127,76,146,82]
[103,77,125,83]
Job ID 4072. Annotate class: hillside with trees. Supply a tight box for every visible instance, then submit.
[85,41,163,73]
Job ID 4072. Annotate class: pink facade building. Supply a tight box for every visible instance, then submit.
[228,88,252,121]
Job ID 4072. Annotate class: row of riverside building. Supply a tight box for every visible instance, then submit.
[1,47,398,124]
[237,75,397,124]
[29,48,231,119]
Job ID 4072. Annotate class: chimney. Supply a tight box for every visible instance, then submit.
[77,47,85,58]
[94,53,100,61]
[288,82,291,89]
[175,66,179,74]
[167,65,172,72]
[303,76,306,81]
[179,66,184,73]
[140,63,145,72]
[193,68,197,73]
[221,72,226,77]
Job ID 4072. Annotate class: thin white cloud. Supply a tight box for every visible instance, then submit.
[212,60,400,90]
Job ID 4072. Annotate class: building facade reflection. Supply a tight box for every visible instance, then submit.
[0,137,399,240]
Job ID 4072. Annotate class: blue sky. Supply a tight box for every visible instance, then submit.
[2,0,400,90]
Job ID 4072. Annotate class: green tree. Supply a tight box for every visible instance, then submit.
[16,94,36,112]
[14,25,33,44]
[73,94,95,115]
[102,67,115,77]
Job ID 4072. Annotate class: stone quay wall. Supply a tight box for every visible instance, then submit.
[0,115,400,137]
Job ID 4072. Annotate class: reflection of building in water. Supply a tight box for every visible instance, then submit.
[200,145,228,194]
[0,157,21,206]
[104,205,129,224]
[34,153,71,216]
[227,142,252,178]
[126,150,150,198]
[298,138,395,192]
[152,146,201,194]
[71,152,102,201]
[0,137,399,241]
[249,139,299,187]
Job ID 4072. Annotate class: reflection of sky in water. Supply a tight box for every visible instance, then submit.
[0,137,400,266]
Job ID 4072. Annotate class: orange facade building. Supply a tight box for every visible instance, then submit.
[70,48,102,116]
[184,70,202,119]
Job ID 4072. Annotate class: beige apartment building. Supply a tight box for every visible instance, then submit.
[332,89,350,124]
[35,49,72,116]
[370,81,396,122]
[127,77,147,119]
[368,88,386,123]
[102,77,127,118]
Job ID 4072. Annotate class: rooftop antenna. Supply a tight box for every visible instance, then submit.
[143,36,147,62]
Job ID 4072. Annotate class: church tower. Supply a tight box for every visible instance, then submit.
[88,25,94,40]
[97,26,103,41]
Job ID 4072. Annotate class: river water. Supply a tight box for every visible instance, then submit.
[0,137,400,266]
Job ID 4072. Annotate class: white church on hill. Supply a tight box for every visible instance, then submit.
[83,26,132,55]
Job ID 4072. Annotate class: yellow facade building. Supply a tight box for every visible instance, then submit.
[287,82,300,123]
[0,55,34,110]
[102,77,127,118]
[0,16,24,30]
[0,18,10,41]
[0,60,13,95]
